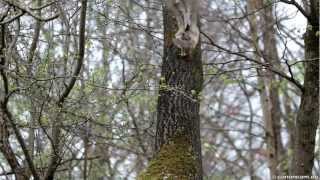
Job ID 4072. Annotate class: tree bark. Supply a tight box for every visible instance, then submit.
[140,4,203,180]
[292,17,319,178]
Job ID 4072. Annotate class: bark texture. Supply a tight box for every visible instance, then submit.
[292,18,319,177]
[141,4,203,180]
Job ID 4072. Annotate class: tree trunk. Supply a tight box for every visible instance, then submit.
[292,21,319,178]
[261,2,285,176]
[1,23,29,180]
[0,111,29,180]
[247,0,284,177]
[139,4,203,180]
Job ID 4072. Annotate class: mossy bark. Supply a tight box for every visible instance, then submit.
[139,136,198,180]
[140,4,203,180]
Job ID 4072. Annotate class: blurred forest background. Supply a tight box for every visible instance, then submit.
[0,0,319,179]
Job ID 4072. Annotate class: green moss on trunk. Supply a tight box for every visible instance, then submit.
[139,136,197,180]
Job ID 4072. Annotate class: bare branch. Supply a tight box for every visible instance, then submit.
[278,0,313,24]
[45,0,88,179]
[0,11,24,25]
[29,1,57,11]
[58,0,87,105]
[201,31,304,91]
[2,0,59,22]
[0,24,40,180]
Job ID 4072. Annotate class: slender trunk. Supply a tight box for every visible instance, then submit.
[80,70,90,180]
[83,126,89,180]
[261,2,285,176]
[283,91,295,174]
[0,23,32,180]
[27,0,42,168]
[0,111,28,180]
[44,0,88,179]
[247,0,284,177]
